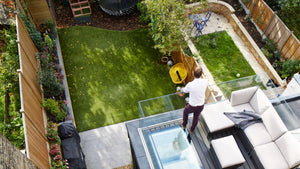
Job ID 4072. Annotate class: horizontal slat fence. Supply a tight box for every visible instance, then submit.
[17,15,50,169]
[243,0,300,60]
[22,0,53,27]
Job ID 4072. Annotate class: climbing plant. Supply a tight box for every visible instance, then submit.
[0,25,24,149]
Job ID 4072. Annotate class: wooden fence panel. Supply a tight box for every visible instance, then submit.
[25,0,53,26]
[281,36,300,60]
[245,0,255,10]
[23,116,49,169]
[17,15,50,169]
[250,0,271,32]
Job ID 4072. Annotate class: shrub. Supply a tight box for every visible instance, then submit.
[38,68,64,98]
[42,99,67,122]
[281,59,300,78]
[42,98,60,117]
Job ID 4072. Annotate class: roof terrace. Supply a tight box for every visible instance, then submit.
[127,73,300,169]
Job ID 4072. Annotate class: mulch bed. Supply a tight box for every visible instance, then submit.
[54,1,264,48]
[222,0,264,48]
[54,1,144,31]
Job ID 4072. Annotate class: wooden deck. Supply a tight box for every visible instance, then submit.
[126,109,261,169]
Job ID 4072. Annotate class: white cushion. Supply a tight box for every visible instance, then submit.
[262,107,288,140]
[275,132,300,168]
[201,100,235,133]
[254,142,289,169]
[249,89,272,114]
[232,103,255,113]
[230,86,257,106]
[244,123,273,147]
[211,135,245,168]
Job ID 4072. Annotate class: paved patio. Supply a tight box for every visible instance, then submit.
[79,12,268,169]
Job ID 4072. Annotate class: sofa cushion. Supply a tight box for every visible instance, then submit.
[275,132,300,168]
[244,123,273,147]
[254,142,289,169]
[201,100,235,133]
[230,86,257,106]
[262,107,288,140]
[249,89,272,114]
[232,103,254,113]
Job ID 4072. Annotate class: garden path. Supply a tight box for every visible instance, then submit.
[79,12,268,169]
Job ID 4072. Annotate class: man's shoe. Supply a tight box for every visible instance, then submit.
[187,133,191,143]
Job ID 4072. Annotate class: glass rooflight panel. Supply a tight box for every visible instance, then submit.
[148,126,202,169]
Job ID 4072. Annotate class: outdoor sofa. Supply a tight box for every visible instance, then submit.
[201,86,300,169]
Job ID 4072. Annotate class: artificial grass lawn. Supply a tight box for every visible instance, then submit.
[58,27,175,131]
[192,31,255,84]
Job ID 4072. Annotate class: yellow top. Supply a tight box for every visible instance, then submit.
[169,63,187,84]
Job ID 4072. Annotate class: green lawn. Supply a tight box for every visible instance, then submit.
[58,27,175,131]
[192,31,255,83]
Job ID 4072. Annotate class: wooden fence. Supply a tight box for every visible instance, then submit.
[0,133,38,169]
[171,48,197,84]
[17,15,50,169]
[21,0,54,27]
[242,0,300,60]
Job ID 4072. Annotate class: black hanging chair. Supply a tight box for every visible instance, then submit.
[97,0,139,16]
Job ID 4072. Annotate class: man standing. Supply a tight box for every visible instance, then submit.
[180,66,207,134]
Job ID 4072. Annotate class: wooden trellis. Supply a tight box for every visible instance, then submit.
[69,0,91,17]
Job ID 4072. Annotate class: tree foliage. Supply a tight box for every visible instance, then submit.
[139,0,207,54]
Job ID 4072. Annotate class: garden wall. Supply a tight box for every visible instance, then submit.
[0,134,38,169]
[241,0,300,60]
[187,0,283,86]
[16,15,50,169]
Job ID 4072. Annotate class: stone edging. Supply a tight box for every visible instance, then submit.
[187,0,283,86]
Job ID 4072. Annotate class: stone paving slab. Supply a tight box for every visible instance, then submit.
[79,123,131,169]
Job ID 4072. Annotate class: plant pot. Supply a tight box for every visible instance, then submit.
[161,56,169,65]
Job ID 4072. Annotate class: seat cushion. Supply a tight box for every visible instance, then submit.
[262,107,288,140]
[230,86,257,106]
[201,100,234,133]
[254,142,289,169]
[249,89,272,114]
[211,135,245,168]
[232,103,254,112]
[244,123,273,147]
[275,132,300,168]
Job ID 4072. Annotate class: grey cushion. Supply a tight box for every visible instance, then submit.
[230,86,257,106]
[275,132,300,168]
[232,103,254,112]
[211,135,245,168]
[201,100,234,133]
[244,123,273,147]
[254,142,289,169]
[262,107,288,140]
[249,89,272,114]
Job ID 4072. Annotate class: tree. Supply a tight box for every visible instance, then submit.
[140,0,207,54]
